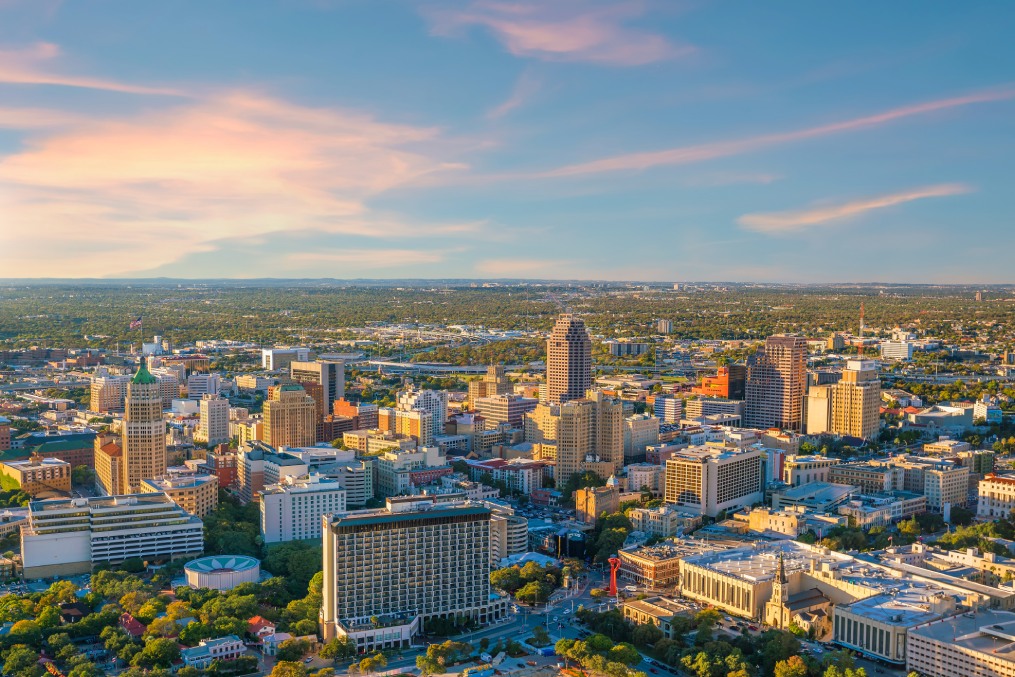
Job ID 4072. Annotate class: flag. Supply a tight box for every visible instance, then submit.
[129,316,143,330]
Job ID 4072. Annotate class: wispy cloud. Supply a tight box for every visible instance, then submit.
[0,91,470,276]
[681,172,782,188]
[426,1,692,66]
[487,70,540,119]
[287,248,447,267]
[540,88,1015,177]
[0,42,185,95]
[737,183,973,234]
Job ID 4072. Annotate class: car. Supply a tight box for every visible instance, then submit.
[304,657,314,664]
[553,616,558,621]
[649,670,657,674]
[748,625,758,631]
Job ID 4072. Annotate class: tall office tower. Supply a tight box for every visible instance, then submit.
[396,388,448,441]
[149,368,182,408]
[468,365,513,407]
[588,390,624,473]
[744,335,808,431]
[333,399,379,430]
[831,360,881,439]
[321,496,500,650]
[656,319,673,334]
[263,385,318,448]
[90,371,130,413]
[197,395,230,445]
[805,385,833,435]
[121,363,168,493]
[546,313,593,405]
[290,360,345,408]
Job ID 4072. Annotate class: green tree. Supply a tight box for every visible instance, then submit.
[775,656,809,677]
[321,636,357,661]
[271,661,309,677]
[4,644,40,677]
[276,638,312,662]
[131,637,181,669]
[531,624,550,646]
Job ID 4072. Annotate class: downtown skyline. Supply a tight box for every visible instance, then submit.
[1,1,1014,282]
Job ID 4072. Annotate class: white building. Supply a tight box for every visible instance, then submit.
[653,396,682,424]
[396,389,449,441]
[974,395,1004,424]
[181,635,245,669]
[260,473,346,544]
[187,373,221,400]
[880,341,915,361]
[628,504,701,537]
[261,347,310,371]
[197,395,230,445]
[627,463,664,496]
[21,494,204,578]
[977,473,1015,520]
[783,455,839,487]
[907,610,1015,676]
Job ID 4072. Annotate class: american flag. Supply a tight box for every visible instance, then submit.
[129,316,143,329]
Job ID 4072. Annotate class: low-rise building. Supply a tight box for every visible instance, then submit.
[621,597,689,639]
[770,481,858,512]
[628,505,702,537]
[0,454,71,496]
[783,455,839,487]
[906,609,1015,676]
[180,635,245,669]
[836,491,927,528]
[575,485,620,524]
[467,458,546,495]
[139,470,219,517]
[21,494,204,578]
[978,473,1015,520]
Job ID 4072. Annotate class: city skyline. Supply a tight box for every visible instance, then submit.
[2,2,1014,282]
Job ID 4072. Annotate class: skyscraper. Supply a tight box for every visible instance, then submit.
[197,395,230,445]
[831,360,881,439]
[744,335,808,431]
[263,385,318,448]
[546,313,593,405]
[290,360,345,408]
[121,363,168,493]
[321,495,502,650]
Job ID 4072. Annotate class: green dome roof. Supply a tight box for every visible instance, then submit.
[130,362,158,385]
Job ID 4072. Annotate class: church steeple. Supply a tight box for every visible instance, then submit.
[777,553,787,585]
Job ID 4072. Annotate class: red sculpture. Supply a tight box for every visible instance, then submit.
[607,556,621,597]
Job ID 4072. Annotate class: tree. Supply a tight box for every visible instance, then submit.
[271,662,309,677]
[3,645,40,677]
[276,638,312,662]
[416,656,441,676]
[321,636,357,661]
[531,624,550,646]
[775,656,809,677]
[631,623,663,648]
[515,580,549,605]
[359,653,387,675]
[131,637,181,669]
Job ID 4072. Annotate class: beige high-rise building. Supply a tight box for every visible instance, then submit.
[546,313,593,405]
[534,390,624,488]
[468,365,513,407]
[121,363,168,493]
[830,360,881,439]
[745,335,808,431]
[805,385,833,435]
[197,395,230,445]
[89,373,129,413]
[321,496,504,651]
[263,384,317,448]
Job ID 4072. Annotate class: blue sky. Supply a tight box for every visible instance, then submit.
[1,0,1013,282]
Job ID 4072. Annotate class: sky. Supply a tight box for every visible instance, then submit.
[1,1,1014,283]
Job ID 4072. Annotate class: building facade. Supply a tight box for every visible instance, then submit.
[260,473,346,543]
[321,496,504,651]
[264,385,318,449]
[546,313,593,405]
[745,335,808,431]
[122,364,168,493]
[663,446,765,517]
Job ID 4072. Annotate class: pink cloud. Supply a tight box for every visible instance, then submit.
[737,183,973,234]
[487,70,541,119]
[0,92,469,276]
[541,88,1015,176]
[0,42,185,95]
[427,1,691,66]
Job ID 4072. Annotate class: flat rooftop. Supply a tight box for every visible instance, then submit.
[841,586,955,626]
[911,611,1015,661]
